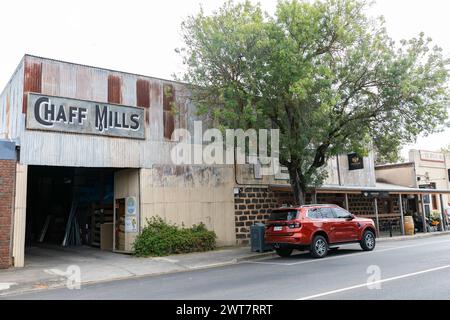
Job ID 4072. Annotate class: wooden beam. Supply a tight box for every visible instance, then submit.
[398,194,405,235]
[374,198,380,235]
[344,193,349,210]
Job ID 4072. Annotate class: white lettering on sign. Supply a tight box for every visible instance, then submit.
[27,93,145,139]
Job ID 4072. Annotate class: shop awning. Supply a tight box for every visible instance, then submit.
[269,182,450,195]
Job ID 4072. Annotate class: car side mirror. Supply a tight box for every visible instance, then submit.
[346,215,355,220]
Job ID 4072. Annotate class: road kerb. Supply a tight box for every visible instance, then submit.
[377,231,450,242]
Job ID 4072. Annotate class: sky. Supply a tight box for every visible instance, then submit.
[0,0,449,159]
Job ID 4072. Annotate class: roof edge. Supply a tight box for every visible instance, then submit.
[375,162,415,169]
[23,54,189,86]
[269,184,450,194]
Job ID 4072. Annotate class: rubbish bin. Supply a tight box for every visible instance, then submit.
[250,223,272,252]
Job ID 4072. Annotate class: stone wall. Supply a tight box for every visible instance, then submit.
[234,188,351,244]
[347,194,400,216]
[347,194,375,216]
[234,187,294,245]
[233,186,405,244]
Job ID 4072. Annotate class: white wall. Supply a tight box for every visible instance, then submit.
[140,165,236,246]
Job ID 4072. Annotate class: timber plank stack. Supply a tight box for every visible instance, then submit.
[90,203,113,247]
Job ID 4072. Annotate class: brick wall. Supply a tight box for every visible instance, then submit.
[234,187,392,244]
[234,187,294,245]
[0,160,16,268]
[348,194,375,216]
[234,187,402,244]
[347,194,400,216]
[233,188,353,244]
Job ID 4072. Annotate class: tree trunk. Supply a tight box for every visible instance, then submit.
[288,166,307,206]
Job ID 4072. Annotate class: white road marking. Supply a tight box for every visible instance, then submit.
[297,264,450,300]
[0,283,17,291]
[244,239,450,266]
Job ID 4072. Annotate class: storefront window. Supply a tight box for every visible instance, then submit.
[432,195,438,210]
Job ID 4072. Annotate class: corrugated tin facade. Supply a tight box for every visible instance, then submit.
[0,57,25,140]
[0,55,194,168]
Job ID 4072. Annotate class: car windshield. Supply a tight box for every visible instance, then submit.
[269,209,298,221]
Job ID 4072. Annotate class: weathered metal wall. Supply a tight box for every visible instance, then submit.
[236,151,377,188]
[2,55,377,188]
[14,55,194,168]
[140,165,236,246]
[0,58,25,140]
[328,152,377,187]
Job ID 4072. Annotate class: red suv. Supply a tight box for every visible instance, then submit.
[265,204,376,258]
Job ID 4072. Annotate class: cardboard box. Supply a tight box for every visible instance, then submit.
[100,223,114,251]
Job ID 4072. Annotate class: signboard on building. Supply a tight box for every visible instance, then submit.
[26,93,145,139]
[362,191,390,199]
[126,197,137,215]
[348,153,364,171]
[125,196,138,233]
[419,183,436,190]
[125,216,138,233]
[420,151,444,163]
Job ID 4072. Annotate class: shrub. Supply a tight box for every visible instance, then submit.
[133,216,216,257]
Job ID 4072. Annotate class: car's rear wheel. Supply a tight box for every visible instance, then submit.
[275,248,293,257]
[310,235,328,258]
[360,230,376,251]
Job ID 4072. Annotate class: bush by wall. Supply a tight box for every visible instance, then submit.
[133,216,217,257]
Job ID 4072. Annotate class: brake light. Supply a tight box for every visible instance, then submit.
[288,222,301,229]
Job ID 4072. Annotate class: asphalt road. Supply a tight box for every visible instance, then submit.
[5,235,450,300]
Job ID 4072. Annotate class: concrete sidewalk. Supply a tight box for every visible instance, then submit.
[0,245,274,297]
[1,231,449,298]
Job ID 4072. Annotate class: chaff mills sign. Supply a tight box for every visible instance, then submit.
[26,93,145,139]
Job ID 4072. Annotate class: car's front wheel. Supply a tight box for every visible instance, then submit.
[310,235,328,258]
[360,230,376,251]
[275,248,293,257]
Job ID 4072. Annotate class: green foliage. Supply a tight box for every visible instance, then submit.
[431,210,441,221]
[133,217,216,257]
[441,144,450,155]
[179,0,450,204]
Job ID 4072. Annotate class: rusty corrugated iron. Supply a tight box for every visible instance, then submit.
[163,112,175,140]
[23,61,42,113]
[163,84,175,139]
[163,84,174,111]
[2,55,200,150]
[149,80,163,140]
[108,75,122,104]
[136,79,150,124]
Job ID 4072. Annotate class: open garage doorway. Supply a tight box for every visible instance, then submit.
[25,166,117,254]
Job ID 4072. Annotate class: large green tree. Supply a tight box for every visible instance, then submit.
[179,0,450,205]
